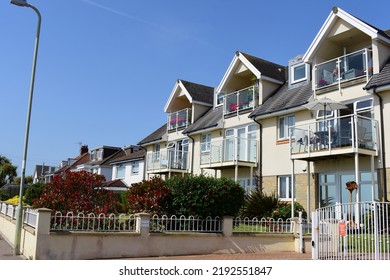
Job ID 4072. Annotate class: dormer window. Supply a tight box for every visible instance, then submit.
[216,92,224,106]
[291,63,307,84]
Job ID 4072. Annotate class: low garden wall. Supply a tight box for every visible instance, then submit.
[0,203,311,260]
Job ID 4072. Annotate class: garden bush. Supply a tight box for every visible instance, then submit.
[239,191,307,219]
[24,182,45,206]
[33,171,118,214]
[165,175,245,217]
[127,177,172,215]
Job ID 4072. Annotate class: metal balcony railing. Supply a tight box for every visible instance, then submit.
[223,86,256,115]
[290,114,377,158]
[146,150,189,172]
[315,48,373,89]
[200,137,258,165]
[167,108,192,130]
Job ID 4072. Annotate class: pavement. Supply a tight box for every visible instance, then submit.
[0,234,26,260]
[0,232,311,260]
[121,251,312,260]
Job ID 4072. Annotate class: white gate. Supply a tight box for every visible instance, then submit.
[312,202,390,260]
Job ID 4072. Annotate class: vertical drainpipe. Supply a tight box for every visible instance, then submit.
[373,87,388,201]
[138,144,148,181]
[187,134,195,175]
[253,118,263,192]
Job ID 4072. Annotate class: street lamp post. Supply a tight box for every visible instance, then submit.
[10,0,41,255]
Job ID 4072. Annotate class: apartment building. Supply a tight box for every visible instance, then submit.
[139,7,390,212]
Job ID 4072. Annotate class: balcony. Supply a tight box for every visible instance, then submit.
[223,86,256,116]
[168,108,192,131]
[315,48,373,90]
[290,115,378,160]
[146,150,189,173]
[200,137,258,168]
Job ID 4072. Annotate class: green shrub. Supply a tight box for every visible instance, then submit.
[239,191,279,218]
[270,202,307,220]
[165,175,245,217]
[24,182,45,206]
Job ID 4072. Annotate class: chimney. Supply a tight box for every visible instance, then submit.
[80,145,89,155]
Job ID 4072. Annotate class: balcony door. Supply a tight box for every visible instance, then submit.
[225,124,257,162]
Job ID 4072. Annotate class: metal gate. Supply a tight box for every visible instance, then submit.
[312,202,390,260]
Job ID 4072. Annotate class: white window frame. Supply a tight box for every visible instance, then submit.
[116,164,125,179]
[201,133,211,153]
[278,115,295,140]
[131,161,139,175]
[278,175,292,201]
[291,63,307,84]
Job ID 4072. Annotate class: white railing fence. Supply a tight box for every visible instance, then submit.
[312,201,390,260]
[0,201,37,228]
[233,217,294,233]
[50,212,137,232]
[150,215,222,233]
[233,215,311,235]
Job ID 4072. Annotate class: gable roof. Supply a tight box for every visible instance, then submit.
[183,106,223,134]
[216,51,286,94]
[164,79,214,112]
[240,52,286,82]
[180,80,214,104]
[364,57,390,91]
[54,152,90,175]
[138,123,167,145]
[249,82,312,119]
[34,165,57,177]
[304,7,390,63]
[109,149,145,164]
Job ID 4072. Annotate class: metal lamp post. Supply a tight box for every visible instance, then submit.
[10,0,41,255]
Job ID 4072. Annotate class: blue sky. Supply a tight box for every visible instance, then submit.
[1,0,389,176]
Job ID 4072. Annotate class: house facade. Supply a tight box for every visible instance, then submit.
[109,145,145,187]
[139,79,214,180]
[138,7,390,213]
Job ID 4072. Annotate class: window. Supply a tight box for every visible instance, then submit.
[131,161,139,175]
[278,115,295,140]
[167,142,175,149]
[201,134,211,152]
[237,178,256,195]
[97,149,103,160]
[278,176,292,200]
[116,164,125,178]
[216,93,224,106]
[90,150,97,161]
[152,144,160,160]
[291,64,307,84]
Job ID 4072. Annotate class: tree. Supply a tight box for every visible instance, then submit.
[0,155,17,187]
[33,171,119,214]
[12,176,33,185]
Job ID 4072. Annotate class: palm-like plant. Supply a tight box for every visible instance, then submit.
[0,155,17,187]
[239,191,279,218]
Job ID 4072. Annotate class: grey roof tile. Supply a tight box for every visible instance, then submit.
[364,58,390,90]
[183,106,223,134]
[249,82,312,118]
[240,52,286,82]
[138,124,167,145]
[180,80,214,104]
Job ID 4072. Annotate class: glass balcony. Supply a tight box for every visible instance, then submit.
[315,48,373,89]
[146,150,189,172]
[168,108,192,130]
[290,115,377,159]
[223,86,256,115]
[200,137,258,166]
